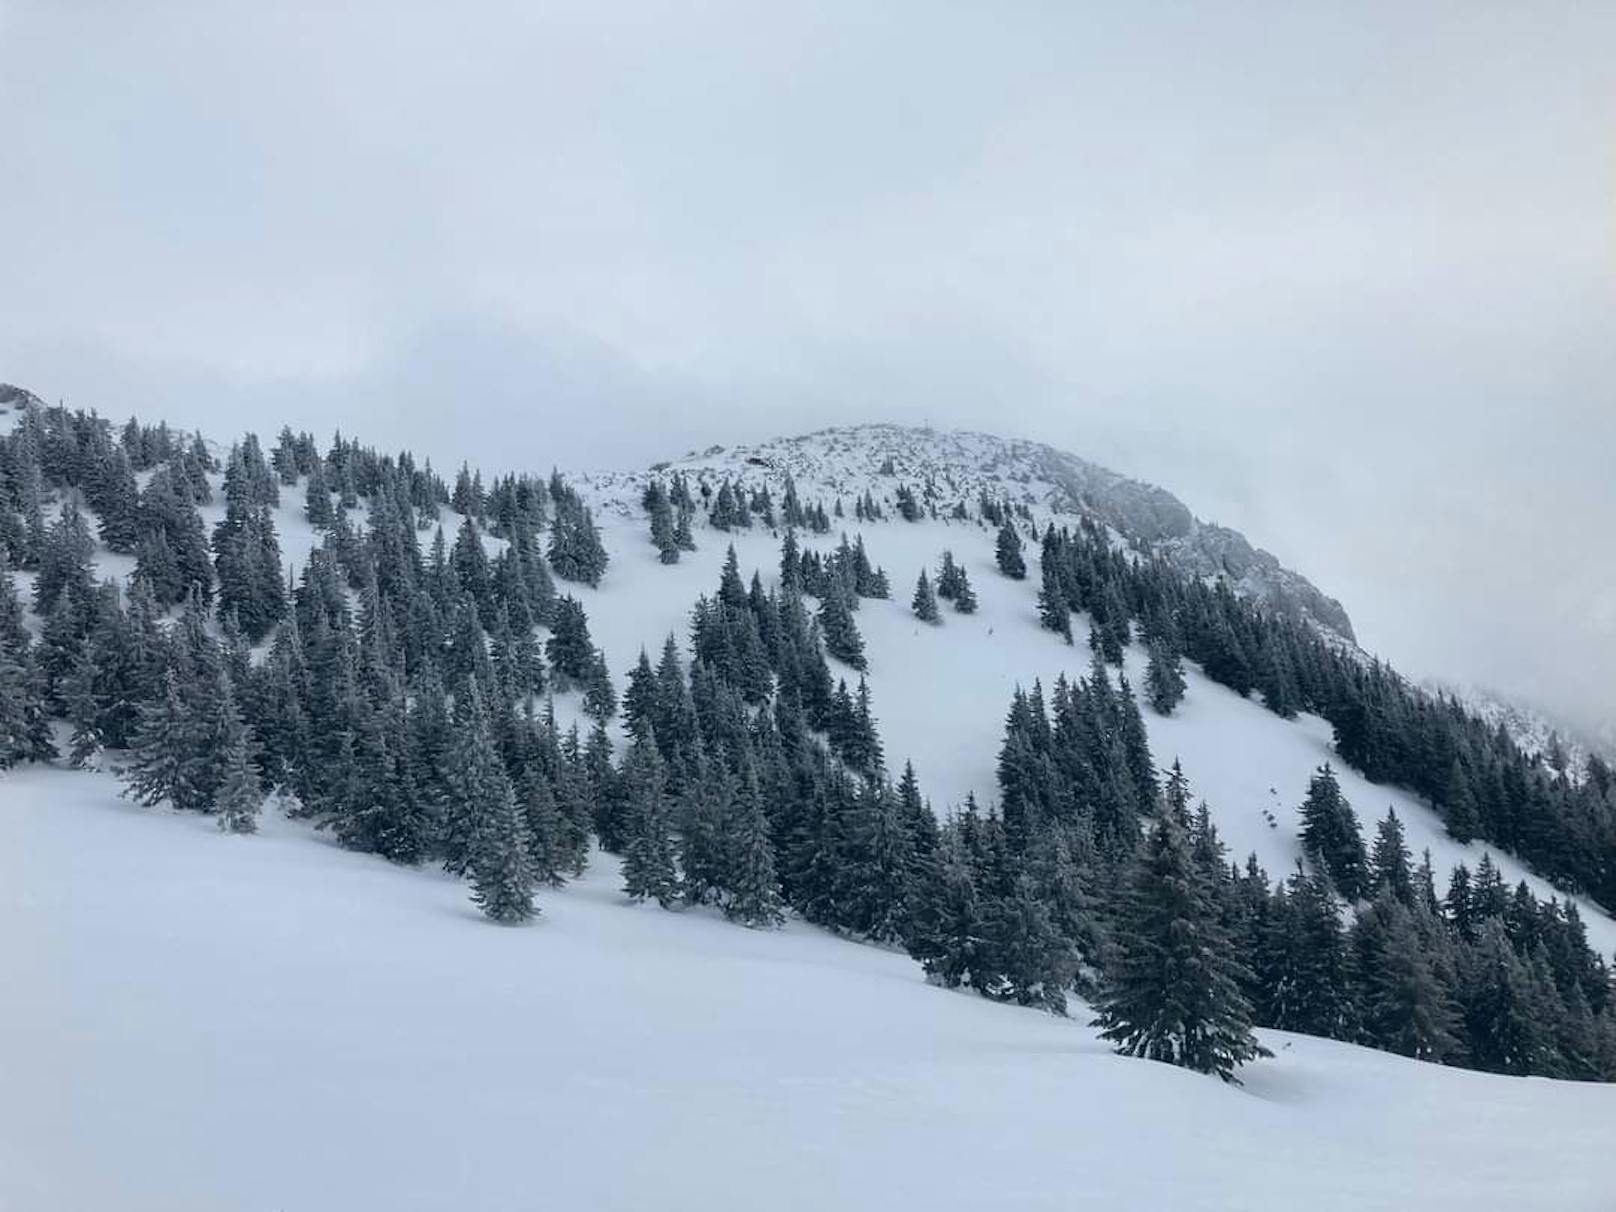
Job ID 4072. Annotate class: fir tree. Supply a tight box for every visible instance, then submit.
[1369,807,1413,903]
[1144,636,1187,715]
[722,764,784,927]
[0,643,56,767]
[1440,758,1479,844]
[583,648,618,721]
[545,595,596,685]
[951,564,978,614]
[1260,864,1353,1039]
[123,669,207,812]
[212,691,264,834]
[911,569,940,624]
[454,679,537,922]
[621,732,681,907]
[1092,803,1270,1082]
[468,766,538,924]
[995,518,1026,580]
[1298,763,1369,901]
[1351,894,1458,1061]
[908,830,983,989]
[645,480,680,564]
[1037,558,1071,643]
[816,583,866,671]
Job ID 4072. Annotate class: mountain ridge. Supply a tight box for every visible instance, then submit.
[591,421,1356,641]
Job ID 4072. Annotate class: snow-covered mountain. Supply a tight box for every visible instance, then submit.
[3,393,1615,1210]
[597,422,1357,640]
[1428,679,1611,774]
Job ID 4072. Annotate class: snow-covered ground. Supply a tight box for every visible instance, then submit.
[3,768,1614,1212]
[8,417,1616,1210]
[569,504,1616,958]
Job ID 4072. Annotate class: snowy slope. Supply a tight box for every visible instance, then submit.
[46,420,1613,951]
[6,409,1616,1210]
[596,423,1356,639]
[3,770,1614,1212]
[566,499,1616,958]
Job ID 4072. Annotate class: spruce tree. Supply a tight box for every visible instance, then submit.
[468,767,538,923]
[995,518,1026,580]
[816,583,866,671]
[583,649,618,721]
[545,596,596,685]
[0,643,56,768]
[1351,894,1458,1061]
[33,495,94,617]
[1298,763,1369,901]
[1093,803,1270,1082]
[722,765,784,927]
[1260,863,1352,1039]
[620,732,680,907]
[1144,636,1187,715]
[1037,558,1071,643]
[908,830,983,989]
[951,564,978,614]
[123,669,207,812]
[980,872,1075,1014]
[911,569,940,624]
[1369,807,1413,903]
[212,695,264,834]
[645,480,680,564]
[1440,758,1479,844]
[455,679,537,922]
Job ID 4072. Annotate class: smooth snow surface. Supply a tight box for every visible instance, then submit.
[2,771,1613,1212]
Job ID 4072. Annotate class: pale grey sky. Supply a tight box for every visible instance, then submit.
[2,1,1613,736]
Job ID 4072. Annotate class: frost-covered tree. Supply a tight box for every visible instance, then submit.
[212,689,264,834]
[1037,558,1071,643]
[1299,764,1368,901]
[123,669,207,812]
[621,732,680,907]
[816,583,866,671]
[455,679,537,922]
[1144,636,1187,716]
[911,569,940,624]
[545,596,596,686]
[1369,807,1413,903]
[1093,803,1269,1082]
[722,765,784,927]
[994,518,1025,580]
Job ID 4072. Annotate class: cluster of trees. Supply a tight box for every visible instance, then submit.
[987,510,1616,910]
[642,475,696,563]
[970,672,1616,1081]
[3,397,1613,1087]
[912,550,978,624]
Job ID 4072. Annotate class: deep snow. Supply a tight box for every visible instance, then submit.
[3,769,1614,1212]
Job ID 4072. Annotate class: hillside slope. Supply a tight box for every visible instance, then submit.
[566,476,1616,957]
[3,770,1613,1212]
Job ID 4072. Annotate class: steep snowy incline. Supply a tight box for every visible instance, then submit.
[568,505,1616,958]
[3,768,1613,1212]
[21,416,1616,951]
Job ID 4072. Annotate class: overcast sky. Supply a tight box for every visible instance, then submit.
[3,1,1613,737]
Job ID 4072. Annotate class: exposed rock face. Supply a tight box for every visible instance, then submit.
[1029,445,1356,641]
[0,384,43,410]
